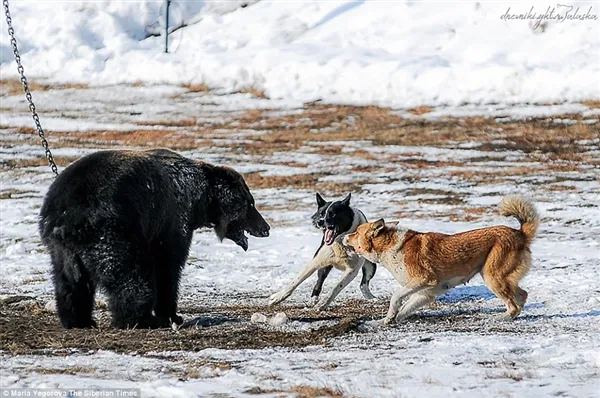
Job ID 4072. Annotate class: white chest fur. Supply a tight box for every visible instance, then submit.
[377,230,409,285]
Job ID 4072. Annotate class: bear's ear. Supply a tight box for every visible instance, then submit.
[371,218,386,236]
[341,192,351,206]
[316,192,326,207]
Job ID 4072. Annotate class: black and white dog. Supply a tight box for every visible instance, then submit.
[269,193,377,310]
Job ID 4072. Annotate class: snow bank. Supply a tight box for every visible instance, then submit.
[1,0,598,107]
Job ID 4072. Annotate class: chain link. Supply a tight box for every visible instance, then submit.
[3,0,58,176]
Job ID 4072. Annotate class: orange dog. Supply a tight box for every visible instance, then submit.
[343,195,539,325]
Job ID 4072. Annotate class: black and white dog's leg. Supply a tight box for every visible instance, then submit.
[309,266,333,306]
[359,261,377,300]
[314,267,360,311]
[269,255,329,306]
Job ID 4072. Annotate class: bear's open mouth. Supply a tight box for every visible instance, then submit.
[324,228,337,245]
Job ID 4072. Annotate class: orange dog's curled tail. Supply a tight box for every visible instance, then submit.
[499,195,540,241]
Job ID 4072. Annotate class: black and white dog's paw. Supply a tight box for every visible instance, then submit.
[313,299,330,312]
[308,296,320,308]
[268,291,287,306]
[360,286,376,300]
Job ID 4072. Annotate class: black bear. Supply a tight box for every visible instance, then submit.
[39,148,270,329]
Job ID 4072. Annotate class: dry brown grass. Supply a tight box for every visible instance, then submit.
[581,100,600,108]
[35,366,96,375]
[175,359,234,380]
[0,79,88,95]
[0,156,79,171]
[245,385,345,397]
[243,172,373,196]
[547,184,577,192]
[1,101,596,199]
[51,129,213,150]
[238,87,269,99]
[244,173,329,190]
[0,188,37,199]
[220,106,597,162]
[446,163,584,186]
[22,276,47,285]
[182,82,211,93]
[136,119,198,127]
[290,385,345,398]
[407,105,433,115]
[0,300,362,355]
[13,126,37,134]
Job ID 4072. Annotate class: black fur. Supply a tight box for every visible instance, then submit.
[309,192,376,299]
[39,148,269,329]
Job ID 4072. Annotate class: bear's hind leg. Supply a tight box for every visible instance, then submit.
[90,233,170,329]
[51,248,96,329]
[153,241,187,326]
[102,264,172,329]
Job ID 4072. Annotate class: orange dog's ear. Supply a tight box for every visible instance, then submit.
[386,221,399,228]
[371,219,386,235]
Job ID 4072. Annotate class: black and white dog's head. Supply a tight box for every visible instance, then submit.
[311,192,355,246]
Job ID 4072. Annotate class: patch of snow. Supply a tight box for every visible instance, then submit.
[250,312,268,324]
[268,312,289,327]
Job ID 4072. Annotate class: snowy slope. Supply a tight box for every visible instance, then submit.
[1,0,598,107]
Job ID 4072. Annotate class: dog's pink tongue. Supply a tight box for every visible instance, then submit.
[325,229,334,245]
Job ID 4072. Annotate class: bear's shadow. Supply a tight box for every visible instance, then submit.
[181,315,243,328]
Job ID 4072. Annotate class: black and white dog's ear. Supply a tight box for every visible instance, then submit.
[316,192,326,207]
[341,192,351,206]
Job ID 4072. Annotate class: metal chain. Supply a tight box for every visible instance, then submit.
[3,0,58,176]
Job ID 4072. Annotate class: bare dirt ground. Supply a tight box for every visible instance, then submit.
[1,295,556,357]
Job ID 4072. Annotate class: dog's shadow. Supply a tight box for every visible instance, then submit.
[285,315,343,323]
[438,285,496,303]
[432,285,599,320]
[518,309,600,321]
[437,285,543,310]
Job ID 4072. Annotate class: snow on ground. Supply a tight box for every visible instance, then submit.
[0,84,599,397]
[1,1,599,107]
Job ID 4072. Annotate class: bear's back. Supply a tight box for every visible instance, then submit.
[39,149,195,245]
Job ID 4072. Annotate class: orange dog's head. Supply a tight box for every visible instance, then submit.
[343,219,399,262]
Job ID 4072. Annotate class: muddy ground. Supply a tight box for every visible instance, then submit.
[0,293,574,357]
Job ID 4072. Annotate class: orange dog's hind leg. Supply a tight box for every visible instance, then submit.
[481,246,525,320]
